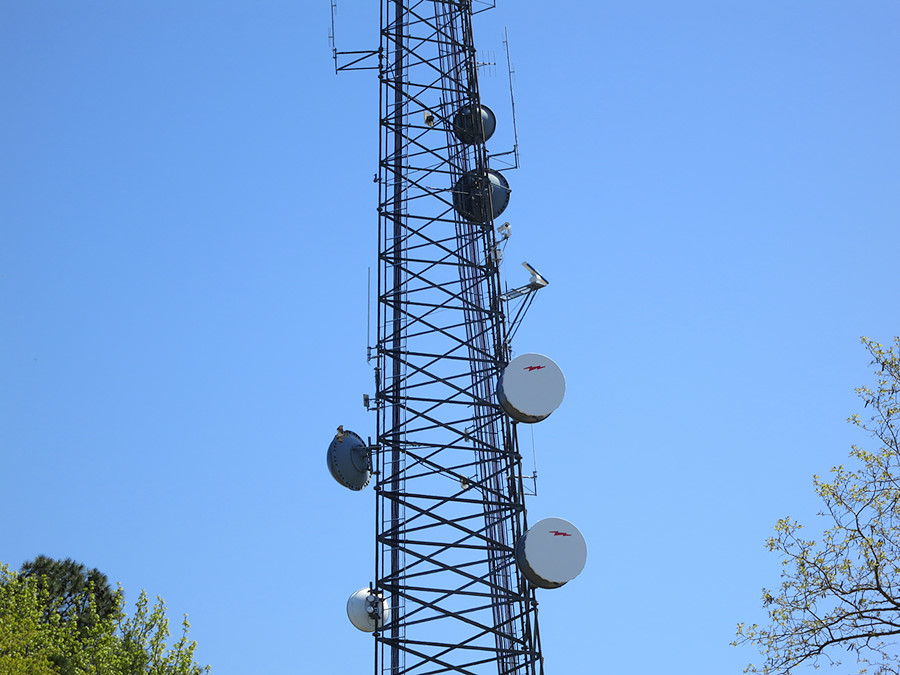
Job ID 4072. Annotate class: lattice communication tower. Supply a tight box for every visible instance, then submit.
[326,3,586,675]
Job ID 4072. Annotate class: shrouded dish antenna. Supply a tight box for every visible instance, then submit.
[497,353,565,423]
[515,517,587,589]
[327,428,371,491]
[452,168,510,224]
[453,103,497,144]
[347,588,390,632]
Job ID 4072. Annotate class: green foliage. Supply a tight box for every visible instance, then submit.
[19,556,117,632]
[0,564,67,675]
[115,590,209,675]
[0,563,209,675]
[735,337,900,674]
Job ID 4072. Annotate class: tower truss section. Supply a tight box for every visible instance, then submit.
[372,3,543,675]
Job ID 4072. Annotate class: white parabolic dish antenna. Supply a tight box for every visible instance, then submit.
[515,517,587,589]
[346,588,390,632]
[497,353,565,423]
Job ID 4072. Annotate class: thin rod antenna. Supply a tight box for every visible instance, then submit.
[329,0,338,73]
[503,27,520,168]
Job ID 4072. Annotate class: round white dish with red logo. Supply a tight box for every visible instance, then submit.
[497,353,565,423]
[515,517,587,589]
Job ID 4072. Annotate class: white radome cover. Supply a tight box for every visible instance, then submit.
[498,353,566,423]
[516,517,587,589]
[346,588,390,632]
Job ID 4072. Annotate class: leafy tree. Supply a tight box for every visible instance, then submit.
[0,564,65,675]
[735,337,900,674]
[0,562,209,675]
[114,591,208,675]
[19,556,117,630]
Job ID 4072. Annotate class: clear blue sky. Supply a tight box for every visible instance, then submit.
[2,2,898,673]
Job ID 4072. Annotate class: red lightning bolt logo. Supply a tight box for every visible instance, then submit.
[550,530,571,537]
[524,365,546,372]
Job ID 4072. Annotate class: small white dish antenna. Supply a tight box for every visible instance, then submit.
[347,588,390,632]
[522,261,548,289]
[515,517,587,589]
[499,261,549,302]
[497,353,565,423]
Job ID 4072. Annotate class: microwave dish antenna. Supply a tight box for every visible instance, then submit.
[453,103,498,145]
[498,353,566,423]
[515,517,587,589]
[327,428,371,491]
[347,588,390,632]
[452,168,511,223]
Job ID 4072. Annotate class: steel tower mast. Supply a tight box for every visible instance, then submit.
[373,4,542,675]
[328,3,583,675]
